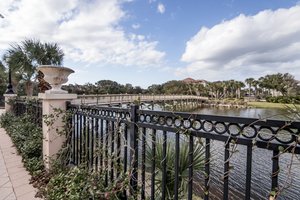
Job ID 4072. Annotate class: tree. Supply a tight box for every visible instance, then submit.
[252,80,259,97]
[245,78,254,96]
[162,81,189,95]
[235,81,245,99]
[147,84,163,94]
[3,39,64,96]
[95,80,123,94]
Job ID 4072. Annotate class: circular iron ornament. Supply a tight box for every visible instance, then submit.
[121,113,125,119]
[183,119,192,129]
[214,122,227,134]
[257,127,275,141]
[159,116,166,125]
[275,128,295,144]
[152,115,159,124]
[241,125,257,139]
[174,118,182,127]
[166,117,173,126]
[140,114,145,122]
[192,120,202,130]
[145,115,151,123]
[203,121,214,132]
[228,123,242,136]
[126,112,130,119]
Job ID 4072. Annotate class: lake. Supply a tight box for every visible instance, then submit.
[192,107,300,200]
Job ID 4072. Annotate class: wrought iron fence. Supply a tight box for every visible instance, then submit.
[67,103,300,200]
[11,98,43,127]
[0,96,4,108]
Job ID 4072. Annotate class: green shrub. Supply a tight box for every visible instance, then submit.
[266,96,300,104]
[45,166,129,200]
[0,113,43,174]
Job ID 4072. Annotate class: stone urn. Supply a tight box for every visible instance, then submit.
[37,65,74,94]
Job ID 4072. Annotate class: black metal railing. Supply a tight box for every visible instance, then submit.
[11,98,43,127]
[67,103,300,200]
[0,96,4,108]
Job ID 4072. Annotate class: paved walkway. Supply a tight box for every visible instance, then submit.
[0,110,42,200]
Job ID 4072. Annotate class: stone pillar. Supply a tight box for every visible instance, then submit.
[38,93,77,169]
[4,94,17,112]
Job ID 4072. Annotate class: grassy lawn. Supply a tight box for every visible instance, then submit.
[247,101,300,109]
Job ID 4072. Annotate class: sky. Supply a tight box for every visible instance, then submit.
[1,0,300,88]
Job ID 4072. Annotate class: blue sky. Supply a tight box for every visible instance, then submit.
[1,0,300,88]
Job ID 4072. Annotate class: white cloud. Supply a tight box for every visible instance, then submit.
[180,5,300,81]
[157,3,165,14]
[149,0,157,4]
[0,0,165,67]
[132,23,140,29]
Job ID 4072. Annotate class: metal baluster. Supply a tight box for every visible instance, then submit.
[116,122,121,178]
[72,111,76,164]
[141,127,146,200]
[100,118,104,173]
[174,132,180,199]
[95,115,99,171]
[111,121,115,182]
[271,150,279,198]
[188,135,194,200]
[90,113,94,169]
[86,114,90,168]
[79,114,82,164]
[204,138,210,200]
[123,123,128,198]
[151,129,156,200]
[105,120,109,186]
[161,131,167,200]
[223,142,230,200]
[245,144,253,200]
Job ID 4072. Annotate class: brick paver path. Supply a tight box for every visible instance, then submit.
[0,109,42,200]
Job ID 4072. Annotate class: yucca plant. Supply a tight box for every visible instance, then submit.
[146,135,205,199]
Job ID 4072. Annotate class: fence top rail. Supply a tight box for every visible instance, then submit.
[77,94,208,99]
[67,104,300,151]
[67,103,130,112]
[138,109,300,129]
[68,103,300,128]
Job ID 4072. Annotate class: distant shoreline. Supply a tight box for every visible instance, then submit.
[247,101,300,109]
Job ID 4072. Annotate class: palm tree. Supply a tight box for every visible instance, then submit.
[146,136,205,199]
[245,78,254,96]
[252,80,259,97]
[236,81,245,99]
[3,39,64,95]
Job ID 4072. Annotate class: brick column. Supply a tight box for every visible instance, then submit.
[38,93,77,169]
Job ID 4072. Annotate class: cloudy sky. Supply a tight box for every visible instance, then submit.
[1,0,300,88]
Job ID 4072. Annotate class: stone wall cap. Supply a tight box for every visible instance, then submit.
[38,93,77,100]
[4,94,17,97]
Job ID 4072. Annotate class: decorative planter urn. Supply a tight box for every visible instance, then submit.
[37,65,74,94]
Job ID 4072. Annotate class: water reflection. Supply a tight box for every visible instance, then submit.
[193,107,300,200]
[194,107,291,120]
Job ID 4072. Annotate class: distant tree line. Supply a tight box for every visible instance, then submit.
[62,72,300,101]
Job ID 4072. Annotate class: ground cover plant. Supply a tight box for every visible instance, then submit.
[0,113,43,175]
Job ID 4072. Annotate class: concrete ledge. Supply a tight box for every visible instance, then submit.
[38,93,77,100]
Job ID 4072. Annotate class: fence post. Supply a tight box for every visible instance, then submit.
[130,104,139,196]
[38,93,77,169]
[4,94,17,112]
